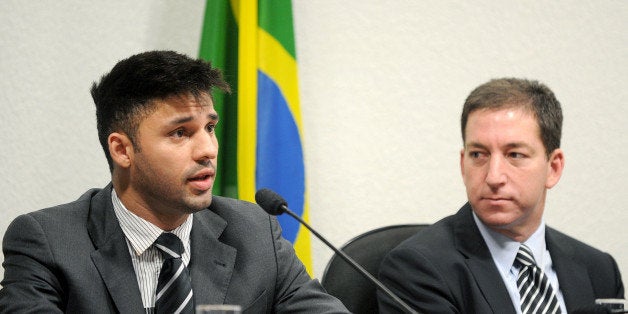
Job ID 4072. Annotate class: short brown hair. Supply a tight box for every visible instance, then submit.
[461,78,562,157]
[91,50,230,171]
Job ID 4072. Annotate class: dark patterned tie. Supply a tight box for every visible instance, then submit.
[154,233,194,314]
[515,244,561,314]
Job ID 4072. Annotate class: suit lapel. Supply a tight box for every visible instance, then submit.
[87,184,145,314]
[546,228,595,311]
[454,204,518,314]
[189,208,237,306]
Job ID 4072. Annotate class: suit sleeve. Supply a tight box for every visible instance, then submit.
[378,246,460,314]
[613,257,624,298]
[0,214,65,313]
[266,215,349,313]
[591,253,624,299]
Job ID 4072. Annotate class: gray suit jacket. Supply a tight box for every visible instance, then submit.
[0,185,348,313]
[378,203,624,313]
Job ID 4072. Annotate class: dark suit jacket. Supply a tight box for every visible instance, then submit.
[378,203,624,313]
[0,185,348,313]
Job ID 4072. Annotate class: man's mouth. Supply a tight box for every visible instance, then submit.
[187,170,215,191]
[481,195,513,202]
[189,174,211,181]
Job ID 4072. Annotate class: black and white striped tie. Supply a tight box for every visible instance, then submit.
[515,244,561,314]
[154,233,194,314]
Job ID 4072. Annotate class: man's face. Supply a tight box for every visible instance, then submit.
[128,93,219,219]
[460,107,563,240]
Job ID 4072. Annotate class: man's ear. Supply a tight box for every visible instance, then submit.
[108,132,134,169]
[459,148,466,177]
[546,148,565,189]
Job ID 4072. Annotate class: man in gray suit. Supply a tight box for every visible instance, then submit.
[378,78,624,313]
[0,51,348,313]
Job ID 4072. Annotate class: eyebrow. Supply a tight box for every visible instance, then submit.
[465,142,487,150]
[169,113,219,125]
[465,141,533,150]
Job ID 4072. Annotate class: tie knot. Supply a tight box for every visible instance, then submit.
[515,244,536,267]
[155,232,184,258]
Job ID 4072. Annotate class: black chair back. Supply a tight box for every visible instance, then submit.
[321,224,427,314]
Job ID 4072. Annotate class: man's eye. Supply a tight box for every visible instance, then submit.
[206,124,216,133]
[172,129,186,138]
[509,152,525,159]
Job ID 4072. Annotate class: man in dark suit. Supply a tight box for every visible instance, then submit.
[0,51,348,313]
[378,78,624,313]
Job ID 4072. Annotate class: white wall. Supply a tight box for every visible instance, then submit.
[1,0,626,289]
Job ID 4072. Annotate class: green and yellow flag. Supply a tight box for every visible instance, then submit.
[199,0,312,273]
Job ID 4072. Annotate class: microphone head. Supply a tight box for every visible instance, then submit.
[255,188,288,216]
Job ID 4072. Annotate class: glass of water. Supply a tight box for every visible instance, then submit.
[196,304,242,314]
[595,299,627,313]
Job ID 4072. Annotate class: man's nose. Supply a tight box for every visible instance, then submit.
[193,131,218,164]
[485,156,507,187]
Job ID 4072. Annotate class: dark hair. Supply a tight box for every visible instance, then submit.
[91,50,230,171]
[460,78,562,158]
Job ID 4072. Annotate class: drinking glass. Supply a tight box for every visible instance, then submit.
[196,304,241,314]
[595,299,627,313]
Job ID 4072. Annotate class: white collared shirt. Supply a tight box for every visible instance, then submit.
[472,212,567,313]
[111,189,193,309]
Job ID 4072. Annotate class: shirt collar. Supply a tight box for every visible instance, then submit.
[522,220,547,266]
[472,211,547,275]
[111,188,193,256]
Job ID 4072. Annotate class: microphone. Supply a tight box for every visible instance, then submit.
[255,188,419,314]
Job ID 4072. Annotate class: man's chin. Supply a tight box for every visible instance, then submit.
[184,195,213,213]
[474,207,521,228]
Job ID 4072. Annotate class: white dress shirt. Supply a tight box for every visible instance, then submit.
[472,212,567,313]
[111,189,193,310]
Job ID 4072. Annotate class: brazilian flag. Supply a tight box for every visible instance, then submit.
[199,0,313,274]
